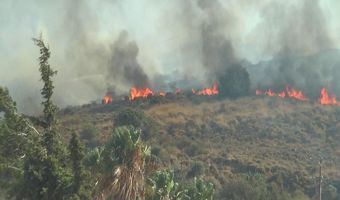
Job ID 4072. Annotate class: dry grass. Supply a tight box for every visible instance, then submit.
[59,96,340,190]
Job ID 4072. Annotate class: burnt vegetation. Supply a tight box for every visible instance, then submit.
[1,37,340,200]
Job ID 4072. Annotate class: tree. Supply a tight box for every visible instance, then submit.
[32,35,59,155]
[218,64,250,98]
[17,35,71,199]
[96,126,150,200]
[69,132,92,199]
[0,87,39,195]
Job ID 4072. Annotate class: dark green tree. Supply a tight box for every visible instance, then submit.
[32,36,59,155]
[218,64,250,98]
[0,87,39,196]
[69,132,92,199]
[17,35,71,199]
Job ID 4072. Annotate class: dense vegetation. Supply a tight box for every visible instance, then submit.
[0,37,214,200]
[1,37,340,199]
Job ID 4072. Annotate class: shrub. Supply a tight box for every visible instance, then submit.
[187,161,205,178]
[185,177,215,200]
[115,108,146,127]
[184,143,202,157]
[115,108,156,139]
[219,173,268,200]
[79,124,99,148]
[151,146,161,157]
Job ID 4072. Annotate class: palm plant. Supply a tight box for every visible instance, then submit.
[185,177,215,200]
[148,169,187,200]
[96,126,150,200]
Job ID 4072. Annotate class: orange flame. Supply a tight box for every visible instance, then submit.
[175,88,182,94]
[278,91,286,98]
[320,87,339,105]
[159,92,166,97]
[286,86,308,101]
[256,89,262,95]
[194,83,219,96]
[264,89,278,97]
[102,95,112,104]
[257,86,307,100]
[130,87,154,100]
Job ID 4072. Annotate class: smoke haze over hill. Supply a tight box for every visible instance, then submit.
[1,0,340,113]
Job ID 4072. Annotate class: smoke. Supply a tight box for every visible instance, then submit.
[107,31,150,93]
[0,0,340,114]
[248,0,340,98]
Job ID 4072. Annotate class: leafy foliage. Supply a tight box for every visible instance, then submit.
[115,108,146,128]
[184,177,215,200]
[115,108,156,139]
[148,170,181,200]
[69,132,92,199]
[80,124,100,148]
[0,87,40,195]
[97,126,150,200]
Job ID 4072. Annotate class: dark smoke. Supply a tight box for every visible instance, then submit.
[56,0,150,99]
[1,0,340,114]
[197,0,250,96]
[248,0,339,99]
[107,31,150,92]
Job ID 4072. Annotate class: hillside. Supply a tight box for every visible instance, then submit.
[58,96,340,197]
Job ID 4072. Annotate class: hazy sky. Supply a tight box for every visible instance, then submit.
[1,0,340,114]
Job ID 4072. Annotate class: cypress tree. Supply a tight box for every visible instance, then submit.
[17,35,71,199]
[69,132,91,199]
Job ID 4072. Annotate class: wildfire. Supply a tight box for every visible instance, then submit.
[260,89,285,98]
[175,88,182,94]
[102,95,112,104]
[320,87,339,105]
[192,83,219,96]
[130,87,154,100]
[256,86,308,101]
[256,86,340,106]
[285,86,308,101]
[256,89,262,95]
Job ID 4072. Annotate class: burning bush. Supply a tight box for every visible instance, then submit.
[218,64,250,98]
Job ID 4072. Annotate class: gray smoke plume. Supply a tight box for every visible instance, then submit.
[1,0,340,114]
[248,0,340,98]
[107,31,150,93]
[198,0,239,77]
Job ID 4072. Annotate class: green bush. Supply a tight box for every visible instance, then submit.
[322,184,338,200]
[219,173,309,200]
[115,108,146,127]
[115,108,156,139]
[187,161,205,178]
[219,173,268,200]
[151,146,161,157]
[185,177,215,200]
[184,143,203,157]
[80,124,99,148]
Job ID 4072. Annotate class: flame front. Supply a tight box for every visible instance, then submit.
[320,87,339,105]
[102,95,112,104]
[256,86,340,106]
[256,86,307,101]
[193,83,219,96]
[285,86,308,101]
[130,87,154,100]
